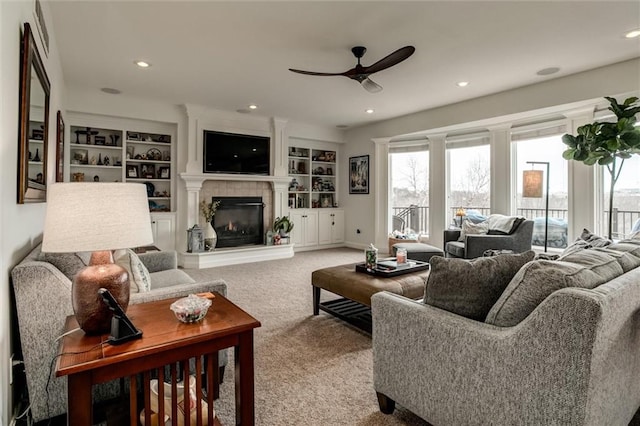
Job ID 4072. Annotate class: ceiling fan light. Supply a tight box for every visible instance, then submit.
[361,77,382,93]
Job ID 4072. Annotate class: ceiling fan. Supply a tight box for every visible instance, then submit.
[289,45,415,93]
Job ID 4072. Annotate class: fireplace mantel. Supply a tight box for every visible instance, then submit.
[180,172,290,191]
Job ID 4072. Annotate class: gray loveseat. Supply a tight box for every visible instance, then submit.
[11,244,228,423]
[372,239,640,425]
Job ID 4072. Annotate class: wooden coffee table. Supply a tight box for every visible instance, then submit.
[56,292,261,426]
[311,262,428,333]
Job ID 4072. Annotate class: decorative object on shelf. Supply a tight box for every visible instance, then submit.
[97,153,103,166]
[71,149,88,165]
[523,161,550,252]
[146,148,162,160]
[349,154,369,194]
[126,165,138,178]
[144,182,155,198]
[93,175,99,182]
[157,135,169,143]
[273,216,294,237]
[325,151,336,162]
[126,145,134,159]
[55,111,64,182]
[266,229,274,246]
[158,167,170,179]
[326,167,333,175]
[33,148,41,162]
[320,193,334,208]
[103,156,110,166]
[141,164,155,179]
[297,161,306,174]
[72,172,84,182]
[41,182,153,334]
[200,199,221,251]
[562,96,640,239]
[128,132,140,141]
[289,178,299,190]
[94,135,105,145]
[89,156,97,165]
[32,128,44,140]
[108,134,120,146]
[163,150,170,161]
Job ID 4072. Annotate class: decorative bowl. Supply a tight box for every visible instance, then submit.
[170,295,212,323]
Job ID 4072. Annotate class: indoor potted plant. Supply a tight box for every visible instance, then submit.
[199,199,221,250]
[273,216,294,238]
[562,96,640,240]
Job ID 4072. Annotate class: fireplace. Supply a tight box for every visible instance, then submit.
[212,197,264,248]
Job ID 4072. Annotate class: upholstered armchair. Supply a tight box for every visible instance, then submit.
[443,219,534,259]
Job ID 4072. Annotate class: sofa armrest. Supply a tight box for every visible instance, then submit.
[130,278,228,304]
[138,250,177,272]
[371,290,601,425]
[443,229,461,247]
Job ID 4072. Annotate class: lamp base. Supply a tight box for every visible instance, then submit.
[72,251,130,335]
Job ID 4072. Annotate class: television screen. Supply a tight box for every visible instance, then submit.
[203,130,270,175]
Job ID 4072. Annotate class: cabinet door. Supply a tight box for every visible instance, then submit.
[305,211,319,246]
[151,213,175,251]
[331,210,345,243]
[318,211,333,245]
[289,211,306,246]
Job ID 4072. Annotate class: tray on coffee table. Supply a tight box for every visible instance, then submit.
[355,258,429,277]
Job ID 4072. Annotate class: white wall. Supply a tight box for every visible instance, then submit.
[342,58,640,251]
[1,1,65,423]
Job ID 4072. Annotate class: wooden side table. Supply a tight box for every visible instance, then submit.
[56,293,261,426]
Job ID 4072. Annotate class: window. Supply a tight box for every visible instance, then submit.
[513,132,569,249]
[446,135,490,224]
[602,154,640,239]
[389,143,429,234]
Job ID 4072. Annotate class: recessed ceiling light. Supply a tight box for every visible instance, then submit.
[248,104,258,110]
[233,154,238,158]
[134,60,151,68]
[537,67,560,76]
[100,87,121,95]
[365,109,374,114]
[252,148,257,152]
[456,81,469,87]
[625,29,640,38]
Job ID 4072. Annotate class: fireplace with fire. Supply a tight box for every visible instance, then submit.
[211,197,264,248]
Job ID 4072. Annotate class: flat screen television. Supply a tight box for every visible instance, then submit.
[203,130,270,175]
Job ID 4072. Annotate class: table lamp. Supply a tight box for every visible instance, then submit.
[42,183,153,334]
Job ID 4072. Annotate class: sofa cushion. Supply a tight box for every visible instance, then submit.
[592,247,640,272]
[486,251,623,327]
[38,252,91,281]
[114,249,151,293]
[149,269,196,290]
[562,229,612,257]
[445,241,466,258]
[424,250,535,321]
[457,220,489,241]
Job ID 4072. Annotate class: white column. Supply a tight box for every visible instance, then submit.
[566,108,595,242]
[427,133,447,249]
[272,117,288,177]
[182,104,204,174]
[182,177,204,227]
[272,180,289,221]
[373,137,392,252]
[488,124,512,215]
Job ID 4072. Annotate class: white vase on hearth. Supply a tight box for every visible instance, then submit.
[204,222,217,251]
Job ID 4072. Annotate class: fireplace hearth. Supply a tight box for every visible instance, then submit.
[212,197,264,248]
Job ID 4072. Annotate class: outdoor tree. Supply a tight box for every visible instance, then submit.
[562,96,640,239]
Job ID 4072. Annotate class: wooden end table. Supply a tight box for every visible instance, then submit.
[56,292,261,426]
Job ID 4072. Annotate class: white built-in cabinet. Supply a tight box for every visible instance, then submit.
[318,209,345,245]
[289,210,319,248]
[150,212,176,251]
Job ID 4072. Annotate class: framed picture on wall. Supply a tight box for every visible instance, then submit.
[349,155,369,194]
[55,111,64,182]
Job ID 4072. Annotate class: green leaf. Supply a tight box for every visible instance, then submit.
[584,156,598,165]
[597,156,613,165]
[562,149,576,160]
[606,139,619,151]
[562,134,576,147]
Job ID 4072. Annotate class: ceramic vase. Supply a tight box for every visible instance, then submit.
[204,222,217,251]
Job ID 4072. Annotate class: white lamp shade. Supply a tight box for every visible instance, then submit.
[42,183,154,252]
[523,170,544,198]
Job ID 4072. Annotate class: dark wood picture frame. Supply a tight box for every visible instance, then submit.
[55,111,64,182]
[126,165,138,178]
[349,155,369,194]
[159,167,170,179]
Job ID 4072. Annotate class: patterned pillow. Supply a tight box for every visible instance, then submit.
[424,250,535,321]
[114,249,151,293]
[457,220,489,242]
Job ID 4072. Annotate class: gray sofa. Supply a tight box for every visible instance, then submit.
[372,240,640,425]
[11,244,228,423]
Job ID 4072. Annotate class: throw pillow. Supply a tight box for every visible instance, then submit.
[424,250,535,321]
[580,228,612,247]
[38,252,91,281]
[114,249,151,293]
[457,220,489,242]
[486,215,525,235]
[486,251,623,327]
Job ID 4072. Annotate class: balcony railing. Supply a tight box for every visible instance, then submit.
[392,206,640,240]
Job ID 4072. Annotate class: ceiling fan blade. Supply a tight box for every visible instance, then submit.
[361,77,382,93]
[363,46,415,74]
[289,68,346,77]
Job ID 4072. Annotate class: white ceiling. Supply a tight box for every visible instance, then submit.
[49,1,640,129]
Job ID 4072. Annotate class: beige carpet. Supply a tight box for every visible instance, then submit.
[184,247,429,426]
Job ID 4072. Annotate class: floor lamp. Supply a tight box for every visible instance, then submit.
[523,161,550,252]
